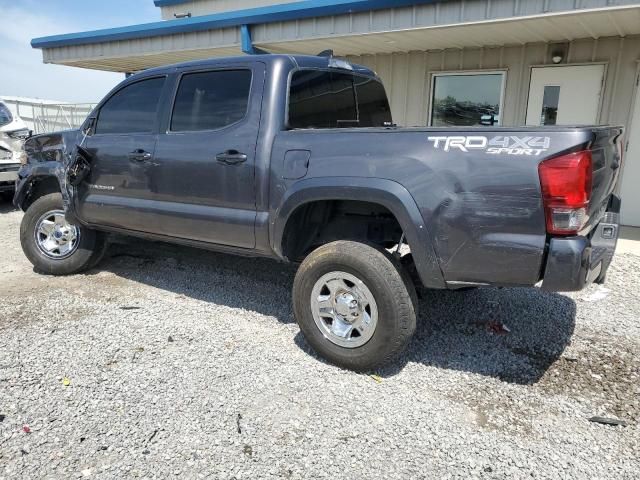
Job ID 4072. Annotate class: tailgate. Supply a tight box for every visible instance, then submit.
[586,126,624,230]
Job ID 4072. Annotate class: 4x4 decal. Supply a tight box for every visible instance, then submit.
[428,136,551,156]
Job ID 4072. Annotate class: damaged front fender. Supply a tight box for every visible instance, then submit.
[14,130,85,220]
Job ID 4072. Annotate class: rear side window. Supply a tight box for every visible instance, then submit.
[96,77,165,135]
[170,70,252,132]
[288,70,391,129]
[0,102,12,127]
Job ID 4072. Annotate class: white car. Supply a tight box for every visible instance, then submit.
[0,101,30,196]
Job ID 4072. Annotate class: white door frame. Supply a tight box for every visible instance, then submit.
[524,62,608,125]
[618,62,640,226]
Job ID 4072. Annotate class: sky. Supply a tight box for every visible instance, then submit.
[0,0,159,103]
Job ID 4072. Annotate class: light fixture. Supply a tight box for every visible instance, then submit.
[552,51,564,64]
[174,12,192,18]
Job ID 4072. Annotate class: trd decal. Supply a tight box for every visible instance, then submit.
[428,136,551,155]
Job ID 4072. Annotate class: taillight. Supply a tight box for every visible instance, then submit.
[538,150,593,235]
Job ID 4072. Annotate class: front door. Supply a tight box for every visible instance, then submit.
[526,65,605,126]
[76,76,167,231]
[619,68,640,227]
[150,65,264,249]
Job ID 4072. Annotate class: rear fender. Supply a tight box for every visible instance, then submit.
[272,177,446,289]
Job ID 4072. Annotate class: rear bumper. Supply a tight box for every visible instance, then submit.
[541,208,619,292]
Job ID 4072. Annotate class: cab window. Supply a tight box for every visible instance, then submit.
[170,70,252,132]
[96,77,166,135]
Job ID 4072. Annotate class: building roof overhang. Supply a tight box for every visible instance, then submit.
[31,0,445,49]
[32,3,640,73]
[256,5,640,55]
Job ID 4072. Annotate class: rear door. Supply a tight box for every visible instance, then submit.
[75,76,167,230]
[149,64,264,248]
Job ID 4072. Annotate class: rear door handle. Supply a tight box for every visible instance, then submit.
[128,149,152,162]
[216,150,247,165]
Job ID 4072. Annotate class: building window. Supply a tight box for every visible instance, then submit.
[288,70,392,129]
[540,85,560,126]
[170,70,252,132]
[96,77,166,135]
[429,71,506,127]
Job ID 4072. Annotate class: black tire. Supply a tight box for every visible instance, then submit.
[20,192,106,275]
[292,240,417,372]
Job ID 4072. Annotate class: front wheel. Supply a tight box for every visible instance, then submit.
[20,193,106,275]
[292,241,417,372]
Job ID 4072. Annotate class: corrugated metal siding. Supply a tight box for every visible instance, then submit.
[160,0,300,20]
[163,0,640,26]
[347,35,640,127]
[252,0,640,43]
[42,27,242,71]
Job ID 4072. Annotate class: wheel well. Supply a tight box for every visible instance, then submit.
[22,176,61,210]
[281,200,404,262]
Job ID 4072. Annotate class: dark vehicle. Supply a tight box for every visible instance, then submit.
[14,54,624,371]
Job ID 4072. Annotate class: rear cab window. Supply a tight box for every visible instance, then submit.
[288,70,392,129]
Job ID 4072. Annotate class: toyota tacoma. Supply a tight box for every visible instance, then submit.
[13,54,624,371]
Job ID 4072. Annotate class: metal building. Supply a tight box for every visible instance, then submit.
[31,0,640,226]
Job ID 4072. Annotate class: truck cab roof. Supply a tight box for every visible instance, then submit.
[134,53,378,79]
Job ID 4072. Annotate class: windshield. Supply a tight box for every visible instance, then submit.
[0,102,12,127]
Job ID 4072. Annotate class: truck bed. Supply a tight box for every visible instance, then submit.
[271,125,624,287]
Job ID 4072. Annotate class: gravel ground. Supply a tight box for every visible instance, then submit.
[0,199,639,479]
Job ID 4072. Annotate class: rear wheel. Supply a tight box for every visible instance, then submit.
[20,193,106,275]
[292,240,417,371]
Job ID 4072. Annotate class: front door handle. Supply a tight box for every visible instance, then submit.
[216,150,247,165]
[128,149,152,162]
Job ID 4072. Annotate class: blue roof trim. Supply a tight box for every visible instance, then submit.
[32,0,445,49]
[154,0,191,6]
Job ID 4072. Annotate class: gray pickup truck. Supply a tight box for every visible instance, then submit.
[14,54,624,371]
